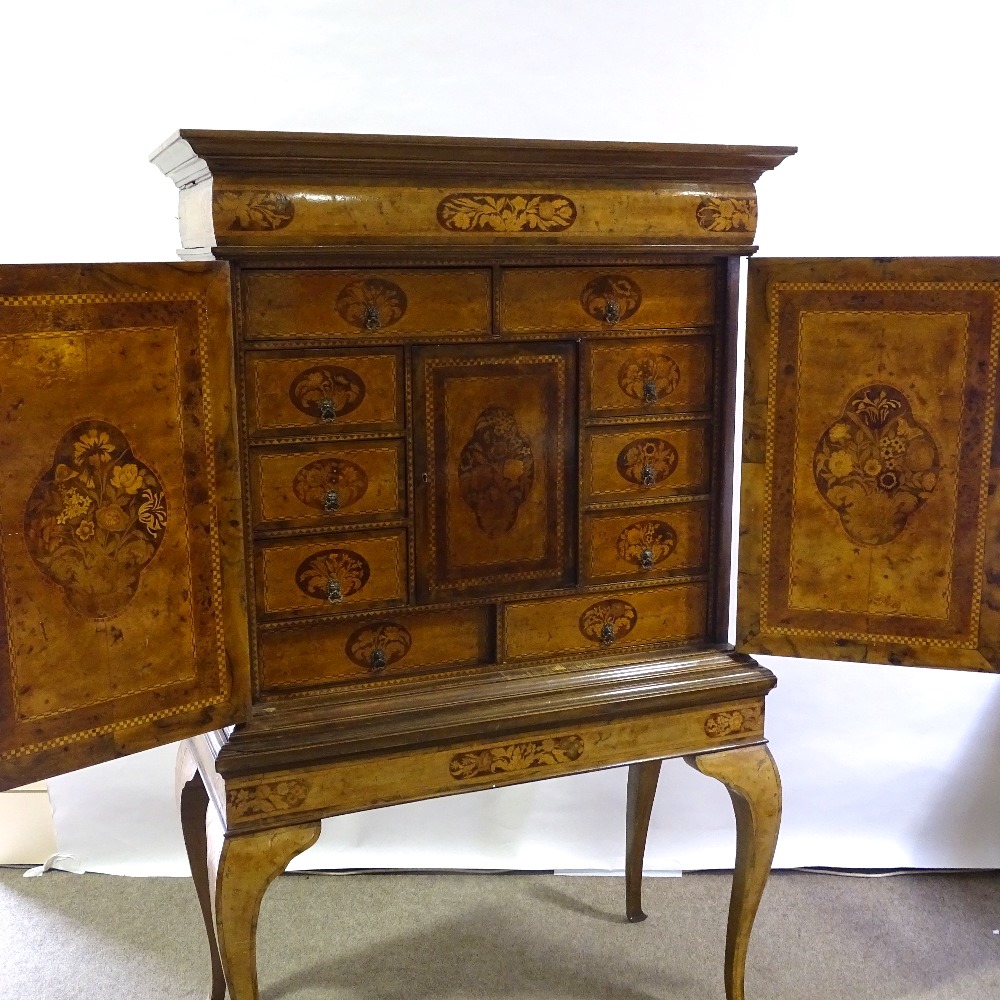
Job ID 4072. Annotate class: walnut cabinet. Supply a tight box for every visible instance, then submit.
[1,132,998,1000]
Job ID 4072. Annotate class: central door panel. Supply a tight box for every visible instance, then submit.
[414,343,577,601]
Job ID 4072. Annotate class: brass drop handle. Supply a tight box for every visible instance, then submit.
[319,397,337,422]
[368,648,387,672]
[326,579,343,604]
[363,304,382,330]
[603,298,621,324]
[642,379,658,404]
[639,548,654,570]
[640,463,655,487]
[600,622,617,645]
[323,490,340,512]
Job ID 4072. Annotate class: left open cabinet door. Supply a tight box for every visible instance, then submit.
[0,263,249,791]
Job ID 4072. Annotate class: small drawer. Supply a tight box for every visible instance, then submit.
[246,349,404,439]
[499,267,716,334]
[258,606,493,692]
[583,335,714,417]
[502,582,708,661]
[581,501,711,584]
[250,441,405,530]
[583,422,712,502]
[243,268,490,340]
[256,529,407,619]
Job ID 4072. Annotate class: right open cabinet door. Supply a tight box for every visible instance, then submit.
[737,257,1000,671]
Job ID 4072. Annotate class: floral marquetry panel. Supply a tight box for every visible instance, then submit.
[0,263,247,791]
[738,257,1000,671]
[413,344,576,600]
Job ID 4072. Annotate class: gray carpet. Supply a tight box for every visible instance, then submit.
[0,867,997,999]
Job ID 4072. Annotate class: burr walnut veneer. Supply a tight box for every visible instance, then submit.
[2,132,999,1000]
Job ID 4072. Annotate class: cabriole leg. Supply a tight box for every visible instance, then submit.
[624,758,663,922]
[176,743,225,1000]
[208,818,321,1000]
[686,745,781,1000]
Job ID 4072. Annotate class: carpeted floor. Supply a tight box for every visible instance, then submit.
[0,867,997,999]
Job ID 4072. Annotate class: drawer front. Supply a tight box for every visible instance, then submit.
[583,423,712,502]
[258,607,492,691]
[243,269,490,340]
[583,335,714,417]
[500,267,716,333]
[246,349,403,438]
[581,501,711,583]
[502,582,708,661]
[256,530,407,618]
[250,442,405,529]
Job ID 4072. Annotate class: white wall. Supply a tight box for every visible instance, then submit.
[2,0,999,874]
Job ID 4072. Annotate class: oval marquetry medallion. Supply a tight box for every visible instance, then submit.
[458,406,535,537]
[294,548,371,602]
[617,349,681,402]
[288,365,366,420]
[291,458,369,512]
[580,274,643,324]
[615,519,678,567]
[813,383,941,546]
[615,437,678,486]
[334,278,408,330]
[436,193,577,232]
[23,420,168,619]
[213,189,295,231]
[579,598,638,644]
[345,621,413,670]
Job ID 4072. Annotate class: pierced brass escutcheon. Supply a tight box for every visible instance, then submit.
[319,397,337,422]
[323,490,340,512]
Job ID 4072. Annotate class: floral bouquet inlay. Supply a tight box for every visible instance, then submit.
[23,420,167,618]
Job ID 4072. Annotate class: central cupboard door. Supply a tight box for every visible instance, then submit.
[413,344,577,602]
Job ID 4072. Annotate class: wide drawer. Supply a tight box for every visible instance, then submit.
[502,582,708,661]
[499,267,716,333]
[249,441,406,530]
[255,529,407,618]
[583,335,714,417]
[583,422,712,502]
[246,349,404,439]
[581,500,712,583]
[258,606,493,691]
[243,268,491,340]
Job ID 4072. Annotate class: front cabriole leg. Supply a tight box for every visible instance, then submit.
[685,745,781,1000]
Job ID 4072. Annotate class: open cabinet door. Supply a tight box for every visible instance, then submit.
[737,257,1000,671]
[0,263,249,790]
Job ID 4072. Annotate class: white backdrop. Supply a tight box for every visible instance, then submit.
[2,0,999,875]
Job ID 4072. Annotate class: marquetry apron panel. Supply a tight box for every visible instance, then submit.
[255,530,407,618]
[583,422,712,502]
[499,267,716,333]
[413,343,577,599]
[245,349,404,438]
[242,269,490,340]
[501,582,709,661]
[583,335,714,417]
[0,264,244,782]
[249,441,405,530]
[739,258,1000,672]
[581,501,712,583]
[258,606,493,691]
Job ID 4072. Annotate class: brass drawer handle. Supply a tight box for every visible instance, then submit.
[600,621,617,645]
[639,548,655,570]
[368,648,387,672]
[640,463,655,487]
[326,579,343,603]
[642,379,658,404]
[319,396,337,422]
[323,490,340,512]
[363,304,382,330]
[603,298,621,324]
